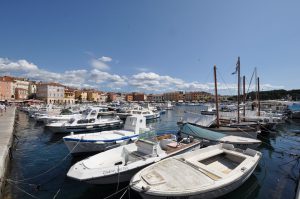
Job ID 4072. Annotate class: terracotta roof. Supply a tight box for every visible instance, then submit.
[38,82,65,87]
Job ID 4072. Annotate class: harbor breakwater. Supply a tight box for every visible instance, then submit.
[0,107,16,199]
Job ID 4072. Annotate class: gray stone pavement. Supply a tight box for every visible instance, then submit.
[0,106,16,198]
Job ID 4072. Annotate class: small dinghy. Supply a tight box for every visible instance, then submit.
[63,115,149,154]
[67,133,202,184]
[130,143,261,199]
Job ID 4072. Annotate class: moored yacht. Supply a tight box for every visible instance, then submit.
[46,107,122,133]
[63,115,149,154]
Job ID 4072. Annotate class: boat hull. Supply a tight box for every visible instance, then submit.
[72,142,202,184]
[47,121,122,133]
[134,156,259,199]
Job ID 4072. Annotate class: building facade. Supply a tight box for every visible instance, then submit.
[126,94,133,102]
[133,92,147,101]
[36,83,65,104]
[15,88,28,100]
[75,90,88,102]
[163,91,184,102]
[63,88,75,104]
[0,77,14,101]
[87,91,100,102]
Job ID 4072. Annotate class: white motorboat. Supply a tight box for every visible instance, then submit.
[63,115,149,154]
[117,108,160,120]
[67,134,202,184]
[46,107,122,133]
[130,143,261,199]
[35,113,81,124]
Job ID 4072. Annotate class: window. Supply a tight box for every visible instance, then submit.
[77,119,89,124]
[90,110,97,116]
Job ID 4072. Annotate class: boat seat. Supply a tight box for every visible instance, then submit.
[182,149,231,180]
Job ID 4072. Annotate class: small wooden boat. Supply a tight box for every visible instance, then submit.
[130,143,261,199]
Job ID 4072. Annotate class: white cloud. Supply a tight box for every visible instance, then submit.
[135,67,149,72]
[0,58,38,72]
[0,57,284,94]
[90,56,112,71]
[99,56,112,62]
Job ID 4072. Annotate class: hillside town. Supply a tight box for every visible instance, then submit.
[0,75,221,104]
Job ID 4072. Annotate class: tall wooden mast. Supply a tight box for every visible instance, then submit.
[243,75,246,121]
[214,65,219,128]
[237,57,240,123]
[257,77,261,116]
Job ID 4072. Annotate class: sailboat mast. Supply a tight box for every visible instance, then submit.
[257,77,261,116]
[237,57,240,124]
[214,65,220,128]
[255,67,258,103]
[243,75,246,121]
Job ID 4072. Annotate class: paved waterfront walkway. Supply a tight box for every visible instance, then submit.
[0,106,16,198]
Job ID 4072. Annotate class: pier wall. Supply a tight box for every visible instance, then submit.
[0,107,16,199]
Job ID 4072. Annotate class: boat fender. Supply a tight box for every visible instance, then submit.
[115,140,123,144]
[141,186,150,192]
[70,132,74,135]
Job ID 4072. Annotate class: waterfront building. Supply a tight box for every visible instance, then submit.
[115,93,126,102]
[63,88,75,104]
[133,92,147,101]
[99,93,108,103]
[108,92,117,102]
[15,88,28,100]
[87,90,100,102]
[152,94,164,102]
[163,91,184,102]
[28,81,36,98]
[75,90,87,102]
[36,82,65,104]
[125,94,133,102]
[184,91,213,102]
[0,77,14,101]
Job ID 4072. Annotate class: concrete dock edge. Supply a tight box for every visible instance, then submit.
[0,107,16,199]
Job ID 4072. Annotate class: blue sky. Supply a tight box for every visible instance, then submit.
[0,0,299,94]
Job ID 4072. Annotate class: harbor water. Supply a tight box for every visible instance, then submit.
[3,106,300,199]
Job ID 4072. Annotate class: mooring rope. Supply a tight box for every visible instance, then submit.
[7,138,82,183]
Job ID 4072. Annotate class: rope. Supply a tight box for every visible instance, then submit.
[9,138,82,182]
[52,189,61,199]
[103,185,129,199]
[119,188,128,199]
[116,165,120,192]
[6,180,40,199]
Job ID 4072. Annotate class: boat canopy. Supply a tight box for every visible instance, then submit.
[181,123,226,141]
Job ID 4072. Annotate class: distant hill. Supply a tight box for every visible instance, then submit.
[227,89,300,101]
[247,89,300,101]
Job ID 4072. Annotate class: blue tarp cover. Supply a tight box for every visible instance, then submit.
[181,123,226,141]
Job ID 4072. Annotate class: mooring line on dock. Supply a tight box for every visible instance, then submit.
[103,185,129,199]
[8,138,82,183]
[6,180,40,199]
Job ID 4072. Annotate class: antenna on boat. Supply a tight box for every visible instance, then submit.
[213,65,220,128]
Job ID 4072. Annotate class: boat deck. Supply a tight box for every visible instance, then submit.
[165,140,201,155]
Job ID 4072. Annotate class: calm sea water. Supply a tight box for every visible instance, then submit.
[4,106,300,199]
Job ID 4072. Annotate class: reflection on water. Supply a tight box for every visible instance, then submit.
[4,106,300,199]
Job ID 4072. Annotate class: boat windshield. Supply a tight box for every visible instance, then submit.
[139,131,157,143]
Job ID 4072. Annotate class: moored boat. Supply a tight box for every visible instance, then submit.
[130,143,262,199]
[67,133,202,184]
